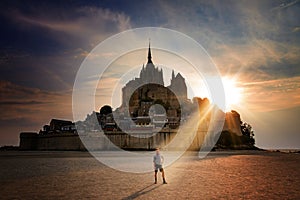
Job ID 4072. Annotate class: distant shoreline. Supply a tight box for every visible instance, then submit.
[0,146,299,155]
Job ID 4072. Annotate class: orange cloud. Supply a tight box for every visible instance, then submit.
[241,76,300,112]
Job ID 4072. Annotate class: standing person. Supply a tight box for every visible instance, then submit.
[153,148,167,184]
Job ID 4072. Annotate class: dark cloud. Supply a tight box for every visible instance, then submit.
[0,101,47,105]
[0,117,42,127]
[0,80,72,120]
[0,2,132,92]
[1,4,131,49]
[258,59,300,78]
[0,53,78,91]
[0,80,62,98]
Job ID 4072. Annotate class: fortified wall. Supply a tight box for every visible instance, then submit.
[19,132,85,151]
[19,130,178,151]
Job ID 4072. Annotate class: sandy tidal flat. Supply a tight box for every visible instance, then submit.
[0,150,299,199]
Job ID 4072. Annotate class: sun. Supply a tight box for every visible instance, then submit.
[222,77,243,110]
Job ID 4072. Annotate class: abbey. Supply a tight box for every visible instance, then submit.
[19,42,249,151]
[120,43,188,116]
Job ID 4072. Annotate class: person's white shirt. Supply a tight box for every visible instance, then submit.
[153,153,164,165]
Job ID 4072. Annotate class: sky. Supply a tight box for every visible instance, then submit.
[0,0,299,149]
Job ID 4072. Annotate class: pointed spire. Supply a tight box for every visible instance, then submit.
[147,39,152,64]
[140,64,144,77]
[171,70,175,80]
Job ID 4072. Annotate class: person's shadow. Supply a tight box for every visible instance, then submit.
[122,184,163,200]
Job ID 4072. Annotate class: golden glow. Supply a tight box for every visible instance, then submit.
[222,77,243,110]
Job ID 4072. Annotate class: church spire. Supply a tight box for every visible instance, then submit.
[171,70,175,80]
[147,40,152,64]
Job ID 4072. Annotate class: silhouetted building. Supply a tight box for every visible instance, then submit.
[121,43,187,109]
[39,119,76,134]
[50,119,73,131]
[116,43,189,130]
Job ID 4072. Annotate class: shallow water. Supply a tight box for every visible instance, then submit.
[0,151,299,199]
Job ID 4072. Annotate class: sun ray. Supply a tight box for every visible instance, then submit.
[222,77,244,111]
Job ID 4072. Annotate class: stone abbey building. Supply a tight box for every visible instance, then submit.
[121,43,188,107]
[117,43,190,127]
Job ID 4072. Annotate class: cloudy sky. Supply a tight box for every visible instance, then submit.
[0,0,299,149]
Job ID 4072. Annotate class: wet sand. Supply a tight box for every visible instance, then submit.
[0,150,299,199]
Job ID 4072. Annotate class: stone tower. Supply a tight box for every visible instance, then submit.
[122,42,164,107]
[168,70,188,101]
